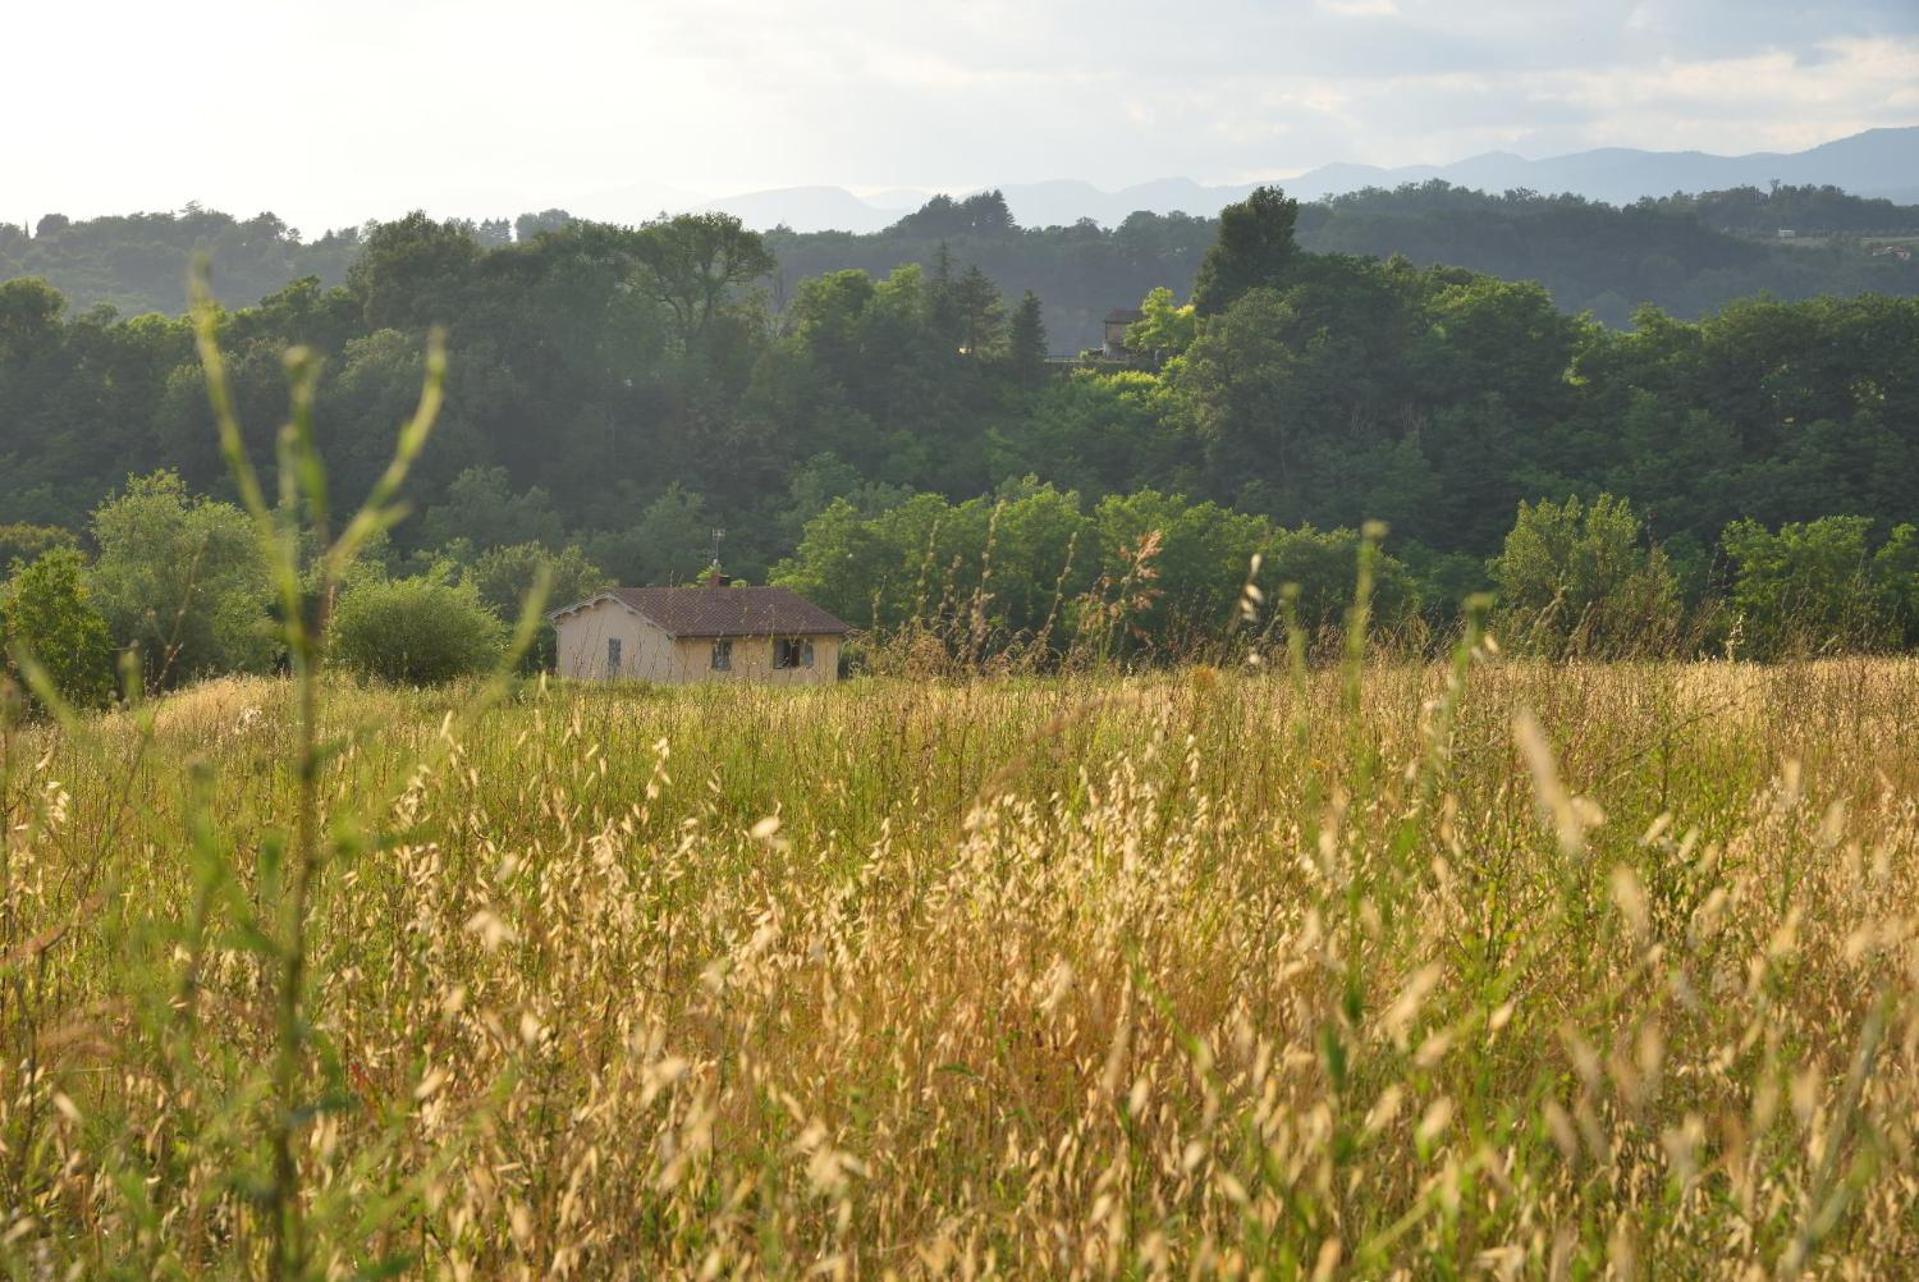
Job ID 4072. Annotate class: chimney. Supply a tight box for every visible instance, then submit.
[706,563,727,589]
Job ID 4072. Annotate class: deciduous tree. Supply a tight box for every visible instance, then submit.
[2,547,115,709]
[1192,186,1300,316]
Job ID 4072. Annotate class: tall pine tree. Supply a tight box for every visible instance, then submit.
[1008,290,1048,384]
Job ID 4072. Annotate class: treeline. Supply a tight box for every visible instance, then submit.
[766,198,1217,354]
[776,183,1919,343]
[1296,183,1919,327]
[1642,184,1919,238]
[0,471,612,702]
[774,484,1919,665]
[7,470,1913,709]
[0,209,361,318]
[0,211,1064,581]
[3,185,1917,678]
[8,182,1916,351]
[0,207,573,321]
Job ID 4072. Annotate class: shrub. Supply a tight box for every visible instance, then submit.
[1491,493,1681,657]
[1,547,116,710]
[328,575,505,686]
[1263,523,1419,644]
[1719,516,1909,658]
[1877,524,1919,648]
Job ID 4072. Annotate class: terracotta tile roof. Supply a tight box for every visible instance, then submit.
[556,586,850,637]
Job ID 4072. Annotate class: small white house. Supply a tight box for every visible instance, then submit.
[549,583,850,684]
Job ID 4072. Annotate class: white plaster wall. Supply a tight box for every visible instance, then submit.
[554,600,681,681]
[671,635,839,685]
[554,599,840,684]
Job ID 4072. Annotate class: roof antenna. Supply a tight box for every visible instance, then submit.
[707,527,727,586]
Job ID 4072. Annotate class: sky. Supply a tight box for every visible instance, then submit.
[7,0,1917,235]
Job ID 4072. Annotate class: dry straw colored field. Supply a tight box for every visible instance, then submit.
[1,654,1916,1279]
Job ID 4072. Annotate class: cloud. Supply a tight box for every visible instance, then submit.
[1318,0,1401,15]
[3,0,1915,231]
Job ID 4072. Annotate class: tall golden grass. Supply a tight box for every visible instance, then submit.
[2,655,1915,1278]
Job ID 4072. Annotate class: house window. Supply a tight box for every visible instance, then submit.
[774,637,814,669]
[606,637,622,674]
[711,639,732,671]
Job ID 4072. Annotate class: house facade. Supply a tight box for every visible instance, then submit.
[550,584,850,685]
[1102,307,1145,359]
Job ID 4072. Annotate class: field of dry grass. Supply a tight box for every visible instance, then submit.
[3,655,1917,1278]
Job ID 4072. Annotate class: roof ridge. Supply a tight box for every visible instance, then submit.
[567,584,850,638]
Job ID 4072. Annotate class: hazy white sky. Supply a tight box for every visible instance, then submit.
[7,0,1916,235]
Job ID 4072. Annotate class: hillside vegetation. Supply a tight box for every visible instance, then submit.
[6,187,1917,651]
[6,182,1916,347]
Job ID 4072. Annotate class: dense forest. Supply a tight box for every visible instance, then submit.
[772,184,1919,343]
[6,183,1915,349]
[4,185,1917,683]
[0,209,364,322]
[1296,184,1919,328]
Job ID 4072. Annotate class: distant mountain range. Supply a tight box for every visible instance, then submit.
[1278,126,1919,209]
[568,126,1919,233]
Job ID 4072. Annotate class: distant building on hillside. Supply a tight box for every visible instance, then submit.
[1102,307,1145,359]
[549,579,850,684]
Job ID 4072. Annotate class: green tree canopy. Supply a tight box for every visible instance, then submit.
[346,211,481,330]
[1192,187,1301,316]
[1491,493,1681,658]
[886,192,1017,239]
[417,466,567,552]
[581,484,715,588]
[2,547,115,710]
[1006,290,1049,384]
[1126,286,1198,359]
[88,471,277,684]
[1719,516,1912,658]
[631,212,774,340]
[0,522,78,567]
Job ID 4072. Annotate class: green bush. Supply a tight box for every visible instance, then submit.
[1719,516,1913,658]
[1491,493,1682,658]
[1878,525,1919,648]
[328,575,505,686]
[1264,523,1419,642]
[2,548,116,710]
[88,471,277,684]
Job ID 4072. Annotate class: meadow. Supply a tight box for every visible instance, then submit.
[2,654,1915,1278]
